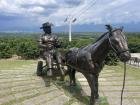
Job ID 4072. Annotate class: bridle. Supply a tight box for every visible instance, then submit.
[108,29,129,56]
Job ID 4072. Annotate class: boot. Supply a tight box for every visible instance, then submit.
[47,68,53,76]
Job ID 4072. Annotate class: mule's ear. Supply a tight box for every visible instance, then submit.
[105,24,112,32]
[120,26,124,31]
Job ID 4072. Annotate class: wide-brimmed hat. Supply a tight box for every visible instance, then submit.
[40,22,53,29]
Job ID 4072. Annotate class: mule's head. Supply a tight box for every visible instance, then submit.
[106,25,131,62]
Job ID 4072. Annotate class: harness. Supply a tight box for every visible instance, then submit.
[108,30,129,56]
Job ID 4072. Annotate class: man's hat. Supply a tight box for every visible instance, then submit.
[40,22,53,29]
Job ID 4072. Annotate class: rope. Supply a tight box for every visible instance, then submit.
[120,62,126,105]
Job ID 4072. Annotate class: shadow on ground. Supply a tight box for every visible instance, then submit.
[41,75,108,105]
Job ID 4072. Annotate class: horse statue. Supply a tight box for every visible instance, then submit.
[65,25,131,105]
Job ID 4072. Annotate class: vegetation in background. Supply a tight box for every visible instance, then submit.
[127,33,140,53]
[0,32,139,65]
[105,50,119,65]
[0,36,39,59]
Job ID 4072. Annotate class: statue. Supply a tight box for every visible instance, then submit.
[65,25,131,105]
[37,22,65,80]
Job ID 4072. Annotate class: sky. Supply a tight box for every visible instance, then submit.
[0,0,140,32]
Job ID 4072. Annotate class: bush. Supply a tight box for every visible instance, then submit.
[105,50,119,65]
[0,38,14,58]
[1,32,139,65]
[0,37,39,59]
[0,43,13,58]
[16,38,39,59]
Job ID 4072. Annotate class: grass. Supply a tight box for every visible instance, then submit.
[1,93,40,105]
[0,60,36,70]
[104,62,140,80]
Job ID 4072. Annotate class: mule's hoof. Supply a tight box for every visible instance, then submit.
[95,98,100,104]
[70,83,76,86]
[59,77,64,81]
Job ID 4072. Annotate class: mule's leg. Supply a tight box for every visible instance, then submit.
[94,74,99,99]
[56,52,65,81]
[71,68,76,86]
[84,74,96,105]
[68,67,76,86]
[44,52,53,76]
[67,66,73,86]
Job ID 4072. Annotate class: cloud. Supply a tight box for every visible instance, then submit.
[0,0,140,31]
[27,6,44,13]
[75,0,140,24]
[43,0,140,25]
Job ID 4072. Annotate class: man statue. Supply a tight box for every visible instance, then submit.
[38,22,64,79]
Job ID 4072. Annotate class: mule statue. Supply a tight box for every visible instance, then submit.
[65,25,131,105]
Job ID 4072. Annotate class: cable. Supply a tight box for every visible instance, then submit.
[65,0,97,22]
[74,0,97,20]
[70,0,94,18]
[76,0,98,23]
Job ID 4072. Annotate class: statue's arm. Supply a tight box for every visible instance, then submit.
[54,36,62,48]
[38,38,47,48]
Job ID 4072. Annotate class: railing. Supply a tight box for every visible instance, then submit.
[128,57,140,67]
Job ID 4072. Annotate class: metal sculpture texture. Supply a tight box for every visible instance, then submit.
[65,25,131,105]
[37,22,64,80]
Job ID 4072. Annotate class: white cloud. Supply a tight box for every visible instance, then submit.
[13,0,56,6]
[73,0,140,24]
[0,0,140,28]
[27,7,44,13]
[0,0,56,14]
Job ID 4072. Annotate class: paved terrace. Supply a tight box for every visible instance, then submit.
[0,61,139,105]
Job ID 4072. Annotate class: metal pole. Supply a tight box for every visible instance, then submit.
[69,20,72,42]
[64,17,76,42]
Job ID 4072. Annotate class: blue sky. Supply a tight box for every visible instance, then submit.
[0,0,140,32]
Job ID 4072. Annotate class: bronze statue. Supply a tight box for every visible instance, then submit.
[37,22,64,80]
[65,25,131,105]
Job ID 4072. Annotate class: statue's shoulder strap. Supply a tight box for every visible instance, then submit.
[52,35,58,41]
[53,35,57,38]
[38,34,43,42]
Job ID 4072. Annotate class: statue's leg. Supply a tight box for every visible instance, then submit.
[46,52,53,76]
[84,73,96,105]
[56,52,65,80]
[68,66,72,86]
[71,68,76,86]
[72,69,76,86]
[56,52,64,76]
[67,66,75,86]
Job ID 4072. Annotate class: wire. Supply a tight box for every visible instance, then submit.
[70,0,93,18]
[65,0,97,22]
[76,0,98,23]
[74,0,97,20]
